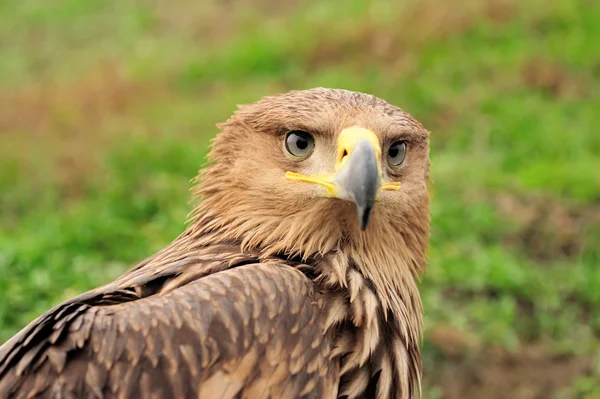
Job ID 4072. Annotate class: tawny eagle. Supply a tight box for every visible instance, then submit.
[0,88,430,399]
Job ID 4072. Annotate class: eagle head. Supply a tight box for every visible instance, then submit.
[192,88,430,274]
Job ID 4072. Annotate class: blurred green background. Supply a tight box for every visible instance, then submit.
[1,0,599,397]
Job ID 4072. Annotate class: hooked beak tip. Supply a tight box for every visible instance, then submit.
[359,206,373,231]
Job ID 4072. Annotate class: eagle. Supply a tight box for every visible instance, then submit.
[0,88,431,399]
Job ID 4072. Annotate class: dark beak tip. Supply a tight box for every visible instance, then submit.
[358,206,372,231]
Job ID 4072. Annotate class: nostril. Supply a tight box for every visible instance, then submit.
[338,149,349,165]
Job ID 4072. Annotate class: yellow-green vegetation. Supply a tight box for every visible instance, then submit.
[1,0,598,396]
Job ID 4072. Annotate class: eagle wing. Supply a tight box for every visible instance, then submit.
[0,263,338,398]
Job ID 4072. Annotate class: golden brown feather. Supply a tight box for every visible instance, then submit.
[0,88,430,398]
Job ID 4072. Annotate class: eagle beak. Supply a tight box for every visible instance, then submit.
[333,132,381,230]
[285,127,400,231]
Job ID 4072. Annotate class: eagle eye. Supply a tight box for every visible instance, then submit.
[388,141,407,167]
[285,131,315,158]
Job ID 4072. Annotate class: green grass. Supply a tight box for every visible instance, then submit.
[1,0,599,396]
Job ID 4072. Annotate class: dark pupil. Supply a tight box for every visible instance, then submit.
[389,145,400,158]
[295,136,308,150]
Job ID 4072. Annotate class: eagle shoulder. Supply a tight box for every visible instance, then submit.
[0,263,338,399]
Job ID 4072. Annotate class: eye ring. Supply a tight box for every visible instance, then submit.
[284,131,315,159]
[387,141,407,167]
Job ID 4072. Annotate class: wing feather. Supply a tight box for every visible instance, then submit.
[0,263,338,399]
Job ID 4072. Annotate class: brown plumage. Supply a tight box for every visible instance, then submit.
[0,88,431,398]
